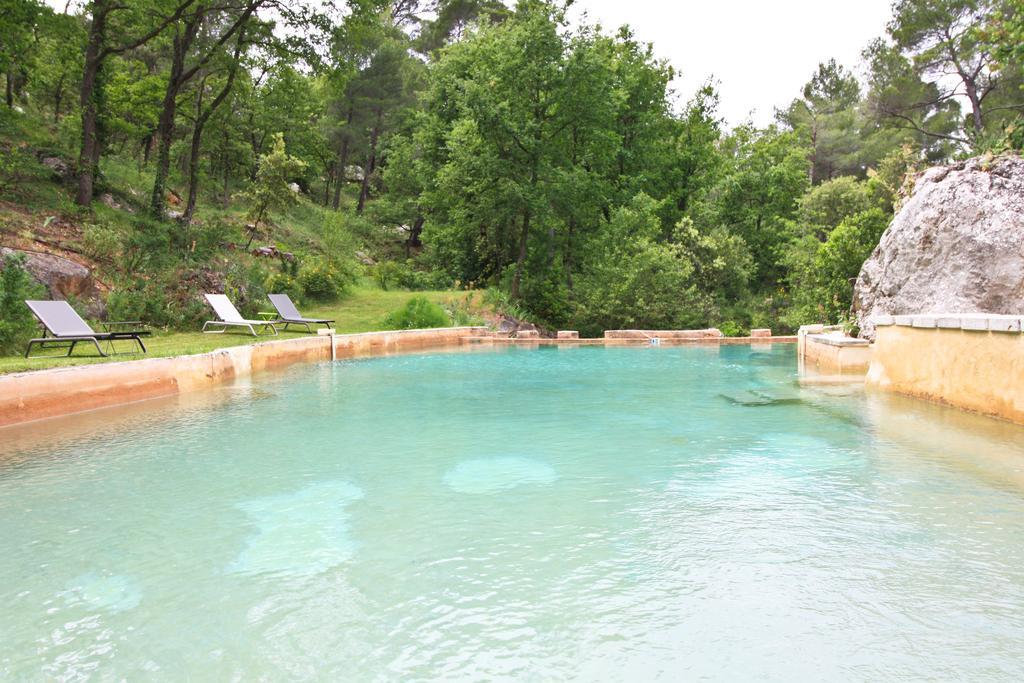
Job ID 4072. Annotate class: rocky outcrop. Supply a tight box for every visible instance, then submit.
[0,247,97,300]
[853,154,1024,339]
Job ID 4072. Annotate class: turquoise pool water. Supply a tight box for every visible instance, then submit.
[2,345,1024,680]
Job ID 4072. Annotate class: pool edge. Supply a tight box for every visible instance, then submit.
[0,327,489,429]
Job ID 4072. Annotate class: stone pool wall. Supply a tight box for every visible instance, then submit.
[867,314,1024,424]
[798,325,872,375]
[0,327,487,428]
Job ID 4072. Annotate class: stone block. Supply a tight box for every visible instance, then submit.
[750,328,771,338]
[894,315,914,326]
[988,315,1022,333]
[911,315,936,328]
[959,315,989,331]
[871,315,894,326]
[516,329,540,339]
[557,330,579,339]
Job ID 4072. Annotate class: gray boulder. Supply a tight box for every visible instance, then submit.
[853,154,1024,339]
[344,165,365,182]
[0,247,97,300]
[39,155,72,182]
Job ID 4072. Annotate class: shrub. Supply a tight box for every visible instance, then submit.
[373,261,401,290]
[717,320,747,337]
[265,271,303,303]
[106,284,168,327]
[0,253,45,354]
[373,260,451,291]
[224,263,271,319]
[81,222,124,262]
[298,259,343,301]
[382,296,451,330]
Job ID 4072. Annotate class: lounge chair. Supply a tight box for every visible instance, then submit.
[24,300,149,358]
[267,293,334,333]
[202,294,278,336]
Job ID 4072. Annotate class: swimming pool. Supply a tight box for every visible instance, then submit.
[2,345,1023,680]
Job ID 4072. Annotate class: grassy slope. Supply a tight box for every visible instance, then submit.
[1,109,485,375]
[0,288,471,374]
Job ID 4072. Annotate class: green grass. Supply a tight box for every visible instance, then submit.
[0,288,477,375]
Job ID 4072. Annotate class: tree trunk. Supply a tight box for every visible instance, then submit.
[75,2,108,206]
[356,107,382,215]
[150,5,254,218]
[565,217,575,291]
[323,167,332,206]
[5,73,13,107]
[332,106,354,210]
[53,74,65,122]
[405,215,424,257]
[511,208,531,300]
[75,0,199,207]
[150,22,195,218]
[183,42,243,225]
[964,79,984,137]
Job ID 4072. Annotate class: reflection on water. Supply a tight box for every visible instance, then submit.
[1,345,1023,680]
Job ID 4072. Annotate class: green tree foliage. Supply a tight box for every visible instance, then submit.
[240,132,306,248]
[0,253,45,354]
[1,0,44,108]
[784,208,890,327]
[779,59,864,183]
[7,0,1018,338]
[796,176,876,239]
[877,0,1023,148]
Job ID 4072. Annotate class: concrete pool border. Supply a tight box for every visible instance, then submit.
[0,328,798,429]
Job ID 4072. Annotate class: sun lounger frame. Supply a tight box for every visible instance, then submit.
[24,301,149,358]
[267,293,334,333]
[202,294,278,336]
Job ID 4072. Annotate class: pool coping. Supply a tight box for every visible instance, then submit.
[0,328,798,430]
[0,327,487,429]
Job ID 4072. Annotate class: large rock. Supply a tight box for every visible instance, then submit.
[853,154,1024,339]
[1,246,97,296]
[0,247,97,300]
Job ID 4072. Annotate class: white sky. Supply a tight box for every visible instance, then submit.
[567,0,895,127]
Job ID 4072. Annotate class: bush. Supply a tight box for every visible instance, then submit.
[265,271,303,303]
[106,285,162,326]
[374,260,451,291]
[0,253,45,354]
[81,222,124,262]
[298,259,344,301]
[382,296,451,330]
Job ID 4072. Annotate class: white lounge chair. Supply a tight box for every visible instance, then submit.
[202,294,278,336]
[268,293,334,333]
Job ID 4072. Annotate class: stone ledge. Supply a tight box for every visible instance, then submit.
[806,333,870,348]
[871,313,1023,333]
[0,327,489,429]
[604,328,723,339]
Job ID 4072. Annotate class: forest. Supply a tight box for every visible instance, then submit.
[1,0,1022,340]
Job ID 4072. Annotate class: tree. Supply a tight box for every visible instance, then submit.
[713,125,810,288]
[880,0,1023,146]
[30,10,86,123]
[784,208,889,327]
[0,0,43,108]
[148,1,263,218]
[181,24,252,224]
[240,132,305,248]
[75,0,199,205]
[414,0,509,53]
[981,2,1024,69]
[778,59,865,183]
